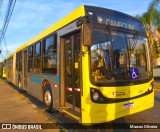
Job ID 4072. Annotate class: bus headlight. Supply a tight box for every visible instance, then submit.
[90,88,106,103]
[148,85,153,91]
[93,92,100,101]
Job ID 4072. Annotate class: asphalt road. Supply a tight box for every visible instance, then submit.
[0,78,160,132]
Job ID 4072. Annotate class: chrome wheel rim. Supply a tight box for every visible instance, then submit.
[44,90,51,106]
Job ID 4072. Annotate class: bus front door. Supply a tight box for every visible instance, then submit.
[64,32,81,112]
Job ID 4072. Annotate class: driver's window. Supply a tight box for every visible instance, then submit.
[111,31,128,70]
[91,28,112,80]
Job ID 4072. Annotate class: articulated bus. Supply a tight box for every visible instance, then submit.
[2,5,154,124]
[0,60,6,78]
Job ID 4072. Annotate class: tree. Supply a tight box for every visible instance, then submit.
[154,40,160,57]
[136,0,160,63]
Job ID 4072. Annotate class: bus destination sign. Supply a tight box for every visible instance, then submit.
[96,13,145,32]
[97,16,135,30]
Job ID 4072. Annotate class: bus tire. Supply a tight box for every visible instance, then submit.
[43,84,53,112]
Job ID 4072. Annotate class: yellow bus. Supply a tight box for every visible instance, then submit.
[4,5,154,124]
[0,60,6,78]
[4,52,16,83]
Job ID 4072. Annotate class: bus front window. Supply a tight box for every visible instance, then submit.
[127,34,151,79]
[90,28,152,84]
[91,28,112,81]
[111,31,129,80]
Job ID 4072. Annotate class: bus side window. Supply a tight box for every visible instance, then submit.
[34,42,41,73]
[42,34,57,74]
[28,45,34,72]
[16,51,22,72]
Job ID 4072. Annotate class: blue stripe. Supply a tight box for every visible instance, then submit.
[32,77,42,83]
[46,75,53,79]
[56,76,59,83]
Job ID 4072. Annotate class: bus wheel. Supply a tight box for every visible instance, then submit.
[43,84,53,112]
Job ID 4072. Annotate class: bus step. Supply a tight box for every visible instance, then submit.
[62,108,80,121]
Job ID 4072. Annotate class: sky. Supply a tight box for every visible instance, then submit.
[0,0,152,61]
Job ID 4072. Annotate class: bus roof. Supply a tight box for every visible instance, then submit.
[16,5,85,53]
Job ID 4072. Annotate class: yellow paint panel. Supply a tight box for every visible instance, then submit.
[99,80,153,98]
[75,62,78,69]
[81,90,154,124]
[2,68,6,78]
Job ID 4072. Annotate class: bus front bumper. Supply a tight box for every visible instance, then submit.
[81,90,154,124]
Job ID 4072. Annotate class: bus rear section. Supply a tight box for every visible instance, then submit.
[0,61,6,78]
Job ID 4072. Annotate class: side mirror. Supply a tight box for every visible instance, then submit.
[76,19,83,27]
[83,23,93,46]
[76,14,93,47]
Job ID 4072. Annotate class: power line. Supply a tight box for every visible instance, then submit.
[3,37,10,56]
[0,0,3,17]
[0,0,3,51]
[0,0,16,60]
[0,0,16,46]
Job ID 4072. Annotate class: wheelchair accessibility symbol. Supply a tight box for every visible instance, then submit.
[130,68,138,80]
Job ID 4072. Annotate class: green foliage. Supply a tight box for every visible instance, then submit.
[148,0,160,11]
[148,0,160,30]
[154,40,160,57]
[135,0,160,59]
[154,76,160,80]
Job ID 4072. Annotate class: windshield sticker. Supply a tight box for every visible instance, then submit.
[130,68,138,80]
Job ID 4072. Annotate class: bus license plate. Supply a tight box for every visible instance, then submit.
[124,102,134,110]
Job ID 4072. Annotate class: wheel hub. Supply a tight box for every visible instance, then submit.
[44,90,51,106]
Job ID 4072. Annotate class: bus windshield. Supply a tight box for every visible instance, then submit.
[90,27,152,85]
